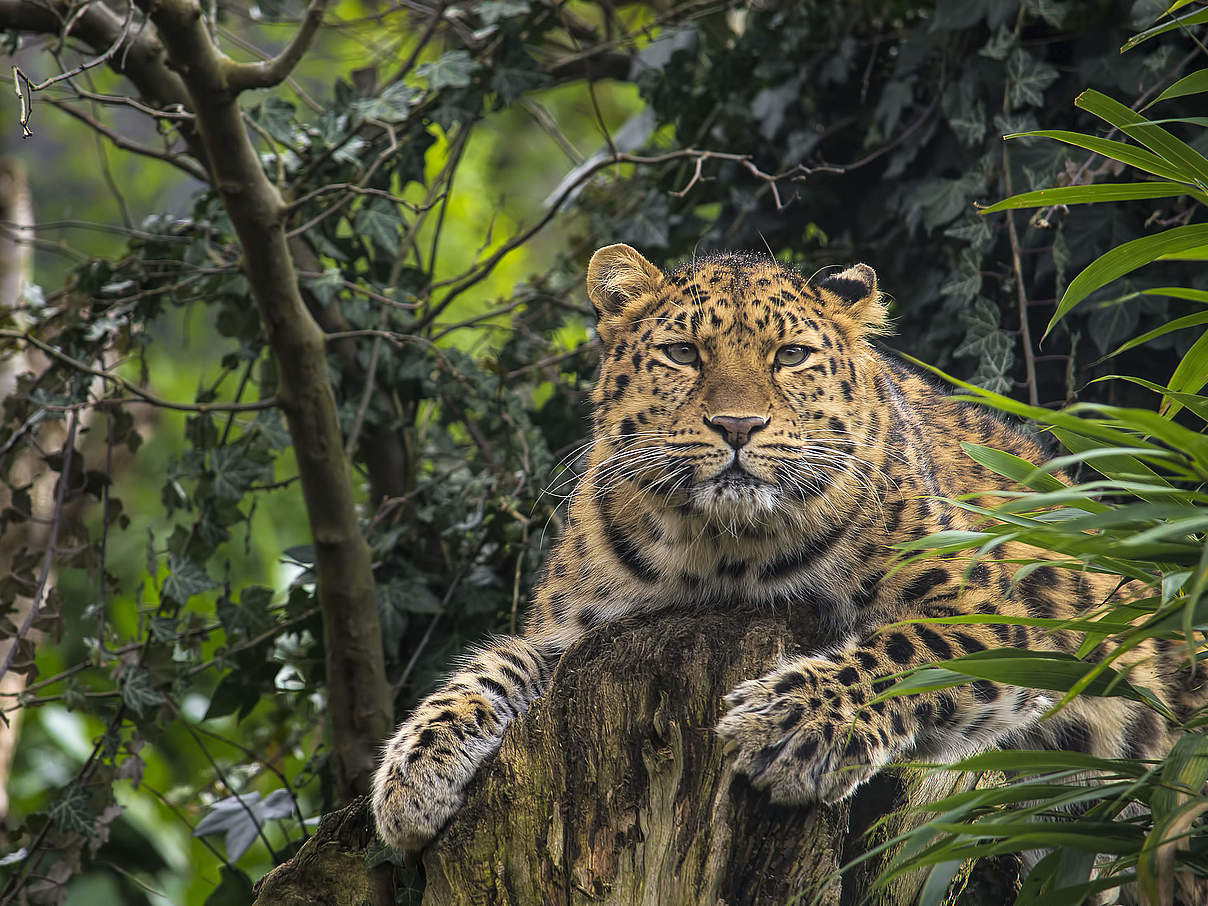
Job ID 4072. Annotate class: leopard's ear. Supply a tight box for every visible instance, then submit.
[586,244,663,339]
[814,263,889,334]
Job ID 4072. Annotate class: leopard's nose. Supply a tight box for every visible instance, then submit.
[704,414,769,449]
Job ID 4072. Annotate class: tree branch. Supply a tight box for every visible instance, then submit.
[224,0,329,92]
[0,0,209,167]
[128,0,391,799]
[0,330,279,412]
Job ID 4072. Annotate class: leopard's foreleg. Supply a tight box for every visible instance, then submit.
[372,634,559,851]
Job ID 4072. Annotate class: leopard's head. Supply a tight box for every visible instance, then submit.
[585,243,891,527]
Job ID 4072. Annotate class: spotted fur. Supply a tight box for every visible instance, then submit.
[372,244,1200,852]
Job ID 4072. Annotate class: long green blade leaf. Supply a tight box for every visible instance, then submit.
[1104,311,1208,357]
[1122,7,1208,50]
[1148,68,1208,106]
[1141,286,1208,304]
[978,181,1198,214]
[1004,130,1187,181]
[1047,224,1208,336]
[1074,90,1208,184]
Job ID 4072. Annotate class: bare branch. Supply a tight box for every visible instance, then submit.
[224,0,329,92]
[44,97,208,181]
[0,0,202,160]
[0,329,279,412]
[421,148,839,329]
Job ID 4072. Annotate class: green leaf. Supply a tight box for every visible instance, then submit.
[941,649,1153,703]
[1122,6,1208,51]
[918,860,963,906]
[1006,47,1060,109]
[1074,90,1208,185]
[1166,329,1208,415]
[49,783,99,836]
[162,555,218,604]
[1088,297,1140,355]
[479,0,531,24]
[416,50,480,90]
[350,83,422,122]
[978,181,1198,213]
[119,664,163,715]
[1104,311,1208,358]
[1046,224,1208,337]
[1142,286,1208,304]
[1005,130,1189,182]
[210,444,266,500]
[250,97,297,145]
[355,199,402,253]
[205,671,261,721]
[960,443,1068,491]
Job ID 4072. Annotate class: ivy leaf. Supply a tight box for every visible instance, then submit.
[210,445,266,500]
[162,555,218,605]
[49,783,97,836]
[937,250,985,303]
[119,664,163,715]
[250,409,291,451]
[979,24,1016,60]
[479,0,530,24]
[378,577,442,620]
[351,83,422,122]
[216,585,275,639]
[1007,47,1059,109]
[250,97,297,145]
[205,671,261,721]
[969,332,1016,394]
[355,199,401,253]
[1088,299,1141,354]
[954,297,1003,358]
[942,82,987,147]
[304,267,343,307]
[1025,0,1069,26]
[490,59,551,105]
[193,790,296,862]
[417,50,480,90]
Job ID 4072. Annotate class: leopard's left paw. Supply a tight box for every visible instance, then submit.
[716,657,900,804]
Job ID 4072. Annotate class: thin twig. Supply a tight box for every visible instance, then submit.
[43,98,208,181]
[386,1,448,85]
[504,341,596,380]
[0,330,278,413]
[164,698,281,862]
[420,148,836,329]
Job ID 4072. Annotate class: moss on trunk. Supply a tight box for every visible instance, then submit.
[257,607,1021,905]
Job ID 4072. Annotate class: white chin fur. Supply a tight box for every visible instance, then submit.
[688,479,780,523]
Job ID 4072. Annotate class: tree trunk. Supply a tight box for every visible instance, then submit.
[257,607,1021,905]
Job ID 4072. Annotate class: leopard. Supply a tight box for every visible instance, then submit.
[371,242,1199,854]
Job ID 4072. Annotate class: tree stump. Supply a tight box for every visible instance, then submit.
[256,606,1020,905]
[424,605,910,906]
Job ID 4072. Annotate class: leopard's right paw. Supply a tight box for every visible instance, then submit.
[371,750,466,853]
[371,697,503,852]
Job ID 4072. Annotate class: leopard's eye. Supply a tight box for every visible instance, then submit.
[775,345,811,367]
[662,343,700,366]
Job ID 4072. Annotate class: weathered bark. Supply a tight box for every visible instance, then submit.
[0,158,36,820]
[257,608,1022,905]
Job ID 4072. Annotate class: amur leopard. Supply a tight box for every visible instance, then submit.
[372,243,1195,852]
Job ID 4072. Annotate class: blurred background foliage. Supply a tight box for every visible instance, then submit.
[0,0,1204,903]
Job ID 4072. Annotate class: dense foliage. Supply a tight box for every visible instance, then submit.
[0,0,1203,903]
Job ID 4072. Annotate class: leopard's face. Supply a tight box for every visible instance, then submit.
[586,246,890,526]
